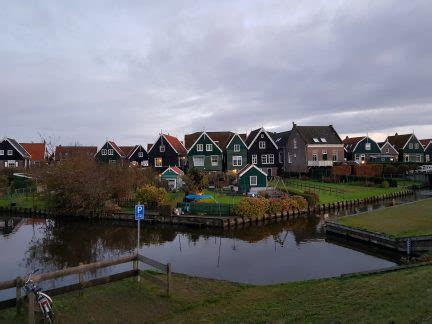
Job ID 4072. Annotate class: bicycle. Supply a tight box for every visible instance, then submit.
[23,269,55,323]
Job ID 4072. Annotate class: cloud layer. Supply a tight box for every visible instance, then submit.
[1,0,431,146]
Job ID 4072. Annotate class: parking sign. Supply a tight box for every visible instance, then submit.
[135,204,145,221]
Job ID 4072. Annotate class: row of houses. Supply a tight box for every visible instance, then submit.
[1,125,431,176]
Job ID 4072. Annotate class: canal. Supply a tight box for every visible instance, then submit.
[0,189,430,302]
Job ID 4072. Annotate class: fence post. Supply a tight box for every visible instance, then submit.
[166,263,171,296]
[78,262,84,296]
[16,277,22,314]
[28,292,35,324]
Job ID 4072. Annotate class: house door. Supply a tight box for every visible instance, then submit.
[167,179,176,190]
[267,168,272,177]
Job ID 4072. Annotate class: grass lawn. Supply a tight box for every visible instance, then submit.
[203,189,243,204]
[272,179,414,204]
[2,265,432,323]
[0,193,46,209]
[337,198,432,238]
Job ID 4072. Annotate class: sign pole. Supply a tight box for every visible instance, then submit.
[137,201,141,255]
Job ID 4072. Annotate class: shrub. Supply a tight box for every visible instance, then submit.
[291,195,308,210]
[135,185,167,209]
[232,197,269,219]
[303,190,320,206]
[381,180,390,189]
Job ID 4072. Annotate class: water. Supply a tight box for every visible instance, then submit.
[0,190,430,301]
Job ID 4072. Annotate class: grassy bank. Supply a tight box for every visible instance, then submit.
[337,198,432,238]
[273,178,416,204]
[2,265,432,323]
[0,194,46,209]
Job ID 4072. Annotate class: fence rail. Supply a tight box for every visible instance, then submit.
[0,253,171,323]
[284,179,345,196]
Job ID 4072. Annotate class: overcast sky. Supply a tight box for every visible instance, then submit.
[1,0,431,146]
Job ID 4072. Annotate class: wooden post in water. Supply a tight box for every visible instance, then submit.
[28,292,35,324]
[166,263,171,296]
[15,277,22,314]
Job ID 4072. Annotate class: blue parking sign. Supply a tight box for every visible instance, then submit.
[135,204,145,221]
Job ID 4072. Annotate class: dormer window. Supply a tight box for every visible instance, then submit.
[160,145,165,152]
[313,138,319,143]
[206,144,213,151]
[259,141,266,149]
[320,138,327,143]
[197,144,203,151]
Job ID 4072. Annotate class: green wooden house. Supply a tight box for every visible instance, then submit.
[421,139,432,162]
[185,132,233,172]
[95,141,126,165]
[224,133,248,172]
[343,136,381,163]
[386,133,425,162]
[237,164,268,194]
[161,166,184,190]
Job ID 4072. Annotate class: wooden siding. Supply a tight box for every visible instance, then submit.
[238,167,267,193]
[148,136,181,168]
[225,135,247,171]
[187,133,223,171]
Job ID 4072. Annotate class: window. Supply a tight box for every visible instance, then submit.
[232,156,242,167]
[354,154,359,161]
[259,141,266,149]
[197,144,203,152]
[206,144,213,152]
[141,160,149,166]
[415,143,419,149]
[261,154,274,164]
[252,154,257,164]
[233,144,240,152]
[312,153,318,161]
[193,156,204,167]
[416,154,421,162]
[426,154,430,162]
[385,148,390,154]
[108,149,114,156]
[313,138,319,143]
[404,155,409,162]
[293,139,297,149]
[365,143,371,151]
[160,145,165,152]
[250,175,257,186]
[320,138,327,143]
[155,157,163,167]
[211,155,218,166]
[261,155,268,164]
[409,143,413,149]
[360,154,365,161]
[138,152,144,158]
[0,150,3,156]
[7,150,13,156]
[322,150,328,161]
[288,153,292,164]
[260,134,264,139]
[279,151,283,163]
[332,151,338,162]
[101,149,107,156]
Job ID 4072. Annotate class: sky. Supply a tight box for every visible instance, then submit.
[1,0,431,147]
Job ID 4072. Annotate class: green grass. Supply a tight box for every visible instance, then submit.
[337,198,432,238]
[272,179,413,204]
[0,193,46,209]
[2,265,432,323]
[203,189,243,204]
[166,191,186,208]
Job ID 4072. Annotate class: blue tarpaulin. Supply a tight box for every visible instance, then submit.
[185,194,214,201]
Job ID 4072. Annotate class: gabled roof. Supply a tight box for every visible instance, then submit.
[148,134,187,155]
[238,164,268,177]
[20,143,46,161]
[378,140,398,154]
[55,146,98,159]
[185,131,227,153]
[126,145,147,159]
[147,144,153,152]
[420,139,432,149]
[343,136,366,153]
[2,138,31,158]
[293,124,343,145]
[386,133,412,150]
[245,127,279,149]
[119,146,135,157]
[271,130,291,148]
[107,141,126,157]
[184,131,234,151]
[223,133,247,150]
[161,165,184,176]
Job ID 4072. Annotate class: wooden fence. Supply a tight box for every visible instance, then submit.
[285,180,345,197]
[0,253,171,323]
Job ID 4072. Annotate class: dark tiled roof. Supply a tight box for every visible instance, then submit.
[163,134,187,155]
[147,144,153,152]
[55,146,98,160]
[108,141,126,157]
[343,136,365,152]
[386,134,412,149]
[245,128,261,146]
[222,133,247,149]
[420,139,432,148]
[294,125,342,145]
[184,132,234,150]
[119,146,135,157]
[271,131,291,148]
[20,143,46,161]
[7,138,31,158]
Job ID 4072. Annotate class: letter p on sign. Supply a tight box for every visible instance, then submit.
[135,204,145,221]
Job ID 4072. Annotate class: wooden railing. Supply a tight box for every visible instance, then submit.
[0,253,171,323]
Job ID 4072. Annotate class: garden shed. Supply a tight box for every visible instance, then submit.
[161,166,184,190]
[237,164,268,193]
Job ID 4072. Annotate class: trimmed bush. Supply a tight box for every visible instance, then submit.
[232,197,269,219]
[135,185,168,209]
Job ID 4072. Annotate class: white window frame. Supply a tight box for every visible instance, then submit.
[259,141,266,149]
[252,154,257,164]
[233,144,240,152]
[322,150,328,160]
[0,150,3,156]
[409,143,413,149]
[101,149,107,156]
[232,155,242,167]
[404,155,409,162]
[293,139,297,149]
[160,145,165,153]
[7,150,13,156]
[141,160,149,166]
[108,149,114,156]
[312,153,318,161]
[193,155,205,167]
[268,154,274,164]
[332,151,338,162]
[385,148,390,154]
[197,144,204,152]
[138,152,144,158]
[155,157,163,167]
[261,154,268,164]
[365,143,371,151]
[288,153,292,164]
[206,144,213,152]
[211,155,218,166]
[415,143,419,149]
[250,175,257,186]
